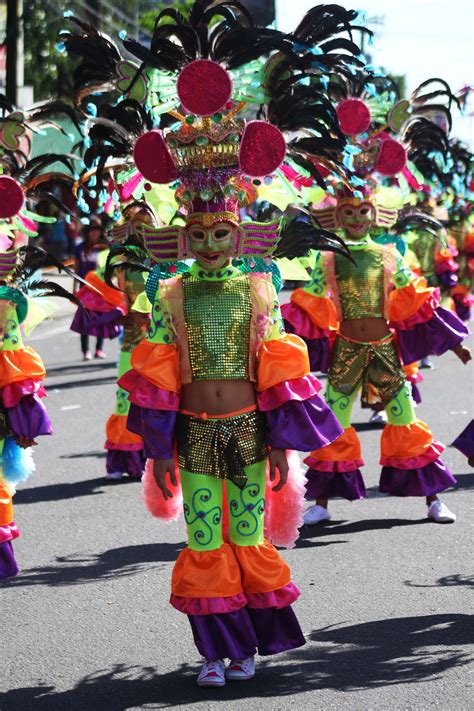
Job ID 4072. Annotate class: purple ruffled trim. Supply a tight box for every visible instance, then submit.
[70,307,123,339]
[0,540,19,579]
[188,604,305,660]
[106,449,145,478]
[437,271,458,288]
[126,403,176,459]
[266,393,343,451]
[305,468,367,501]
[451,419,474,458]
[257,374,322,411]
[454,300,471,322]
[7,394,52,439]
[379,459,456,497]
[283,309,331,373]
[118,370,180,411]
[397,306,470,363]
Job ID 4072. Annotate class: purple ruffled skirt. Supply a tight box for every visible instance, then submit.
[0,541,19,579]
[106,449,145,478]
[305,468,367,501]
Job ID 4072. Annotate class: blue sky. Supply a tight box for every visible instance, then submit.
[275,0,473,146]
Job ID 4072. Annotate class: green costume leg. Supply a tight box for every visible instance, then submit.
[324,381,360,429]
[180,470,224,551]
[227,461,266,547]
[384,383,417,425]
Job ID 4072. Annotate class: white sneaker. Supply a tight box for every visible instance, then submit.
[225,656,256,681]
[105,471,124,480]
[197,659,226,687]
[369,410,387,425]
[427,500,456,523]
[303,504,331,525]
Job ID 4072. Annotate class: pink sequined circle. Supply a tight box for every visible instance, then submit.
[375,137,407,176]
[0,176,24,219]
[133,130,178,184]
[336,98,371,136]
[239,121,286,177]
[177,60,232,116]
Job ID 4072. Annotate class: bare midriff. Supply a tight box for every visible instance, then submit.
[339,317,391,342]
[181,379,256,416]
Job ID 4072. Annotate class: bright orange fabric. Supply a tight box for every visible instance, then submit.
[172,542,243,598]
[291,288,339,331]
[0,483,13,527]
[0,347,45,388]
[257,333,309,391]
[130,340,181,393]
[381,420,433,459]
[388,277,434,321]
[231,539,290,594]
[403,361,420,379]
[85,271,128,311]
[308,426,361,461]
[105,414,143,446]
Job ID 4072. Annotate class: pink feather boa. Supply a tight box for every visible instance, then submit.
[264,450,307,549]
[142,458,183,522]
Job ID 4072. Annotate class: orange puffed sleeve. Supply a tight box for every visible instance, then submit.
[388,277,436,322]
[257,333,309,391]
[130,340,181,393]
[85,271,129,311]
[291,288,339,331]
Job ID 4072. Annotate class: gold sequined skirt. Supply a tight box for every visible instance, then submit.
[329,334,406,407]
[176,409,268,489]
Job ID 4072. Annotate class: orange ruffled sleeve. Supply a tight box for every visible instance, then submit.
[291,288,339,331]
[85,271,129,311]
[257,333,309,391]
[388,277,436,322]
[130,340,181,393]
[0,347,46,388]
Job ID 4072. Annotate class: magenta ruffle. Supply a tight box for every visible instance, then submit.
[0,522,20,544]
[257,374,322,411]
[118,370,180,411]
[170,592,247,615]
[76,285,126,314]
[281,301,328,339]
[436,259,458,274]
[104,440,143,452]
[246,582,301,609]
[0,380,46,408]
[380,440,445,469]
[304,455,365,472]
[391,288,440,330]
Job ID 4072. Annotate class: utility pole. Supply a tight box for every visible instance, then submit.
[6,0,18,104]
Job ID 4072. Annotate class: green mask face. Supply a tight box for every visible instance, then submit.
[337,200,374,240]
[188,222,234,270]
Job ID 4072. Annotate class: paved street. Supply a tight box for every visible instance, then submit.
[1,292,473,711]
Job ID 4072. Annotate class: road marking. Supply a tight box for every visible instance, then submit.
[61,404,81,411]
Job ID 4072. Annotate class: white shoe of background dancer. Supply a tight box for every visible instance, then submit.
[427,500,456,523]
[225,656,256,681]
[303,504,331,525]
[369,410,387,425]
[105,471,124,480]
[196,659,226,687]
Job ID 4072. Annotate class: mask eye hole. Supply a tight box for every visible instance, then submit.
[214,228,231,240]
[341,207,354,218]
[359,207,371,216]
[190,229,206,241]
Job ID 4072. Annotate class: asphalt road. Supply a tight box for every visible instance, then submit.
[1,291,473,711]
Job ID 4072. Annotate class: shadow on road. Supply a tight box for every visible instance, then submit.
[297,517,427,546]
[46,362,116,376]
[46,376,118,391]
[0,542,185,589]
[405,573,474,588]
[13,475,128,505]
[1,614,471,709]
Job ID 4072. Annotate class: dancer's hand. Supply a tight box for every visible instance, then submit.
[15,436,38,449]
[452,344,472,364]
[269,448,289,492]
[152,458,177,499]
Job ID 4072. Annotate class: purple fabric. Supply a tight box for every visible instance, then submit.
[0,541,19,579]
[70,307,123,339]
[266,393,343,451]
[247,606,306,655]
[284,318,331,374]
[454,300,471,322]
[127,403,176,459]
[106,449,145,478]
[305,468,367,501]
[397,306,469,363]
[188,604,305,660]
[7,394,52,439]
[451,419,474,458]
[411,382,422,405]
[437,271,458,288]
[379,459,457,497]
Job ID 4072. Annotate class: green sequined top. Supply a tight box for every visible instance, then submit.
[335,243,385,320]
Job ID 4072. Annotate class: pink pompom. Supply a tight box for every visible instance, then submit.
[0,176,24,219]
[133,131,178,184]
[142,458,183,522]
[264,451,307,549]
[177,60,232,116]
[336,98,371,136]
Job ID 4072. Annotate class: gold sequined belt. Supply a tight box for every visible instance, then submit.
[176,408,268,489]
